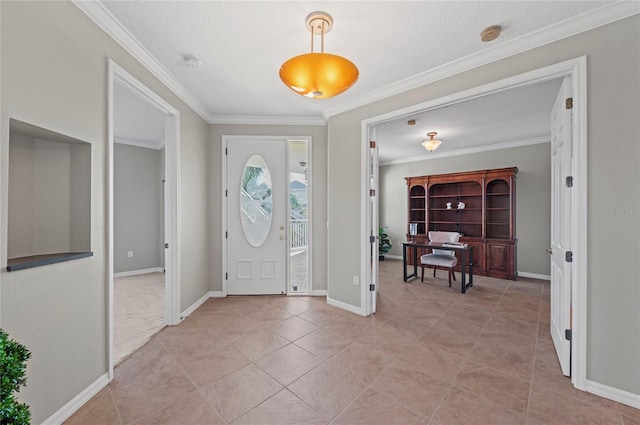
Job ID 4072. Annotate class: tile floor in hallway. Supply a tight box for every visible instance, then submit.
[65,259,639,425]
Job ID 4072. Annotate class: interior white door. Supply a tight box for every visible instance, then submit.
[550,77,572,376]
[370,139,379,314]
[227,139,287,295]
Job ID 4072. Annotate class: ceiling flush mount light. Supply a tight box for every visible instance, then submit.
[279,11,359,99]
[422,132,442,152]
[481,25,502,42]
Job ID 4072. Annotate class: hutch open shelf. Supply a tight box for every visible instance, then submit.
[405,167,517,280]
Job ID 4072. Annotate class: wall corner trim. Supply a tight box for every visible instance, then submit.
[113,267,164,278]
[517,271,551,281]
[180,292,216,318]
[327,297,366,317]
[585,380,640,410]
[41,373,109,425]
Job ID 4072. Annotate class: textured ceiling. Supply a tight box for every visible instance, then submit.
[114,82,166,147]
[100,1,635,158]
[101,1,613,119]
[376,78,563,163]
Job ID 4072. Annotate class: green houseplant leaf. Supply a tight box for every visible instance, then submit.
[0,329,31,425]
[378,226,392,256]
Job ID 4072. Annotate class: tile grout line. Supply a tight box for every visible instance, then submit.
[523,278,545,424]
[106,385,124,425]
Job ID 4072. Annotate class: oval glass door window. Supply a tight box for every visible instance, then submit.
[240,155,273,247]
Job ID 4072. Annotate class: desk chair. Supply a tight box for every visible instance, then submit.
[420,231,460,286]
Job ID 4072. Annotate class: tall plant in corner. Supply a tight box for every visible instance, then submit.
[378,226,392,260]
[0,329,31,425]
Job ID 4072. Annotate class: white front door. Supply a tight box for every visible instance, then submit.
[227,139,287,295]
[550,77,572,376]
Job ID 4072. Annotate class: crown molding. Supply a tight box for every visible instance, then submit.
[380,136,550,166]
[114,137,165,150]
[75,1,638,126]
[73,1,212,122]
[208,115,326,126]
[322,1,640,120]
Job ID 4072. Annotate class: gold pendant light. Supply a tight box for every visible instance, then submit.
[280,12,359,99]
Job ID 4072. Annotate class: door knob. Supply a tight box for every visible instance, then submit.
[280,235,285,240]
[545,248,552,255]
[280,225,285,230]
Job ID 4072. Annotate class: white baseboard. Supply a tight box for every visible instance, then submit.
[311,290,327,297]
[517,271,551,280]
[42,373,109,425]
[209,291,225,298]
[586,379,640,409]
[382,254,403,260]
[114,267,164,278]
[327,296,366,316]
[180,291,214,319]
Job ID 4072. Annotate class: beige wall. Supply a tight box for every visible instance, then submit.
[208,124,328,293]
[381,143,551,276]
[114,143,162,273]
[327,16,640,394]
[0,2,209,422]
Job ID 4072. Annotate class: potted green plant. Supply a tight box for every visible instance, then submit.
[0,329,31,425]
[378,226,392,260]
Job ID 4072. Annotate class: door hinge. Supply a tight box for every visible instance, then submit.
[565,97,573,110]
[565,329,572,341]
[370,189,376,196]
[225,272,228,280]
[370,140,376,148]
[566,176,573,188]
[164,243,169,248]
[225,189,228,197]
[369,284,375,291]
[565,251,573,262]
[225,231,228,239]
[370,235,376,243]
[225,147,228,155]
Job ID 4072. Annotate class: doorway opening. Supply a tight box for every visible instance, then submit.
[108,60,181,379]
[112,81,166,366]
[361,57,587,389]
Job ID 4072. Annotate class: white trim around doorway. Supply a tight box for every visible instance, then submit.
[361,56,588,390]
[107,59,182,381]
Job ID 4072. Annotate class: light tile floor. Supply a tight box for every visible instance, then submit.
[65,259,639,425]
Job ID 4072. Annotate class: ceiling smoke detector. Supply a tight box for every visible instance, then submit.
[184,56,202,69]
[481,25,502,42]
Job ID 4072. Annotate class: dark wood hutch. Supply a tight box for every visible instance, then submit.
[405,167,517,280]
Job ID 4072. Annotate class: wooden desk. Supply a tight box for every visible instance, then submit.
[402,241,474,293]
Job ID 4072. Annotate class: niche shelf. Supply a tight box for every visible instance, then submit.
[6,119,92,271]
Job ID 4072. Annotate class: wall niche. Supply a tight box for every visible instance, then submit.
[7,119,92,271]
